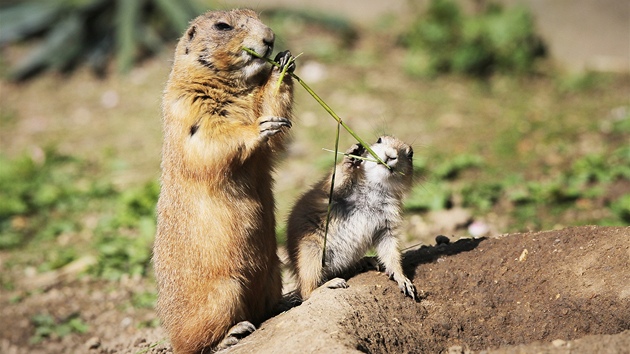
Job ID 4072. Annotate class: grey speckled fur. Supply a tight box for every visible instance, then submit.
[286,136,418,301]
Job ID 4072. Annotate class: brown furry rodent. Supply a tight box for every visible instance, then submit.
[286,136,418,301]
[153,9,295,354]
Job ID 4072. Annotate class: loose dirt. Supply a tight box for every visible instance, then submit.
[2,225,628,353]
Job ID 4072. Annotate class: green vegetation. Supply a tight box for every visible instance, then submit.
[0,0,204,79]
[401,0,545,77]
[132,290,158,309]
[30,313,89,344]
[0,150,157,282]
[0,149,115,249]
[92,180,158,280]
[406,145,630,229]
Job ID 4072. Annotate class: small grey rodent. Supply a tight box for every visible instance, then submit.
[286,136,418,301]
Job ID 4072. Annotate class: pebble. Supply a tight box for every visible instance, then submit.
[435,235,450,245]
[120,317,133,328]
[85,336,101,349]
[468,221,490,238]
[552,339,567,347]
[448,345,464,354]
[134,337,147,347]
[518,249,529,262]
[447,345,471,354]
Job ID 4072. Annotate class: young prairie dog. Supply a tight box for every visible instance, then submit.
[286,136,418,301]
[153,9,295,354]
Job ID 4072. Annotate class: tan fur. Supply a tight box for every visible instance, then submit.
[153,9,293,354]
[287,136,418,301]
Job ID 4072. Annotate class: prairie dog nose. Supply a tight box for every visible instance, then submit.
[384,149,398,165]
[262,29,275,56]
[262,29,274,47]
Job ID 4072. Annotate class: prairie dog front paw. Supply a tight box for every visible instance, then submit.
[258,116,292,139]
[343,143,365,167]
[274,50,296,73]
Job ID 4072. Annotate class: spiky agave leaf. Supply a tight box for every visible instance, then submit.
[10,13,84,80]
[2,0,205,80]
[0,0,64,46]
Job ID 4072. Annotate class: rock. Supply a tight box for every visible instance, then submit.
[436,235,450,245]
[552,339,567,347]
[85,336,101,350]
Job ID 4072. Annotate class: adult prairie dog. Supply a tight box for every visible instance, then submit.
[286,136,418,301]
[153,9,295,354]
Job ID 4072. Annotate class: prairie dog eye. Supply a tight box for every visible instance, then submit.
[213,22,233,31]
[376,137,383,144]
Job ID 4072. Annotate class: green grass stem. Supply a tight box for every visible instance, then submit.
[321,122,342,267]
[321,148,380,163]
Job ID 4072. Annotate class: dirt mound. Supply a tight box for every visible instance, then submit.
[343,225,630,353]
[220,225,629,354]
[2,226,629,353]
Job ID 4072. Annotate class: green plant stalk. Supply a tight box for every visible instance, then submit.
[322,148,379,163]
[275,60,290,94]
[321,121,341,267]
[242,47,390,169]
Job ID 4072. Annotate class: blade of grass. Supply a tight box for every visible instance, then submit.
[321,148,379,163]
[321,121,342,267]
[242,47,390,170]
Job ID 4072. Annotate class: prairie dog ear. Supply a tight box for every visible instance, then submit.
[184,25,196,55]
[187,25,197,41]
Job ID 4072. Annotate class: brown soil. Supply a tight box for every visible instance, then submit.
[2,225,628,353]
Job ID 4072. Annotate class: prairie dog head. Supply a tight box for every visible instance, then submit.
[173,9,274,80]
[363,136,414,192]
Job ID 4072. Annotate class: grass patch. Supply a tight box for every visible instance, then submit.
[405,146,630,230]
[401,0,545,77]
[88,179,159,280]
[30,313,89,344]
[0,149,158,282]
[0,149,115,249]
